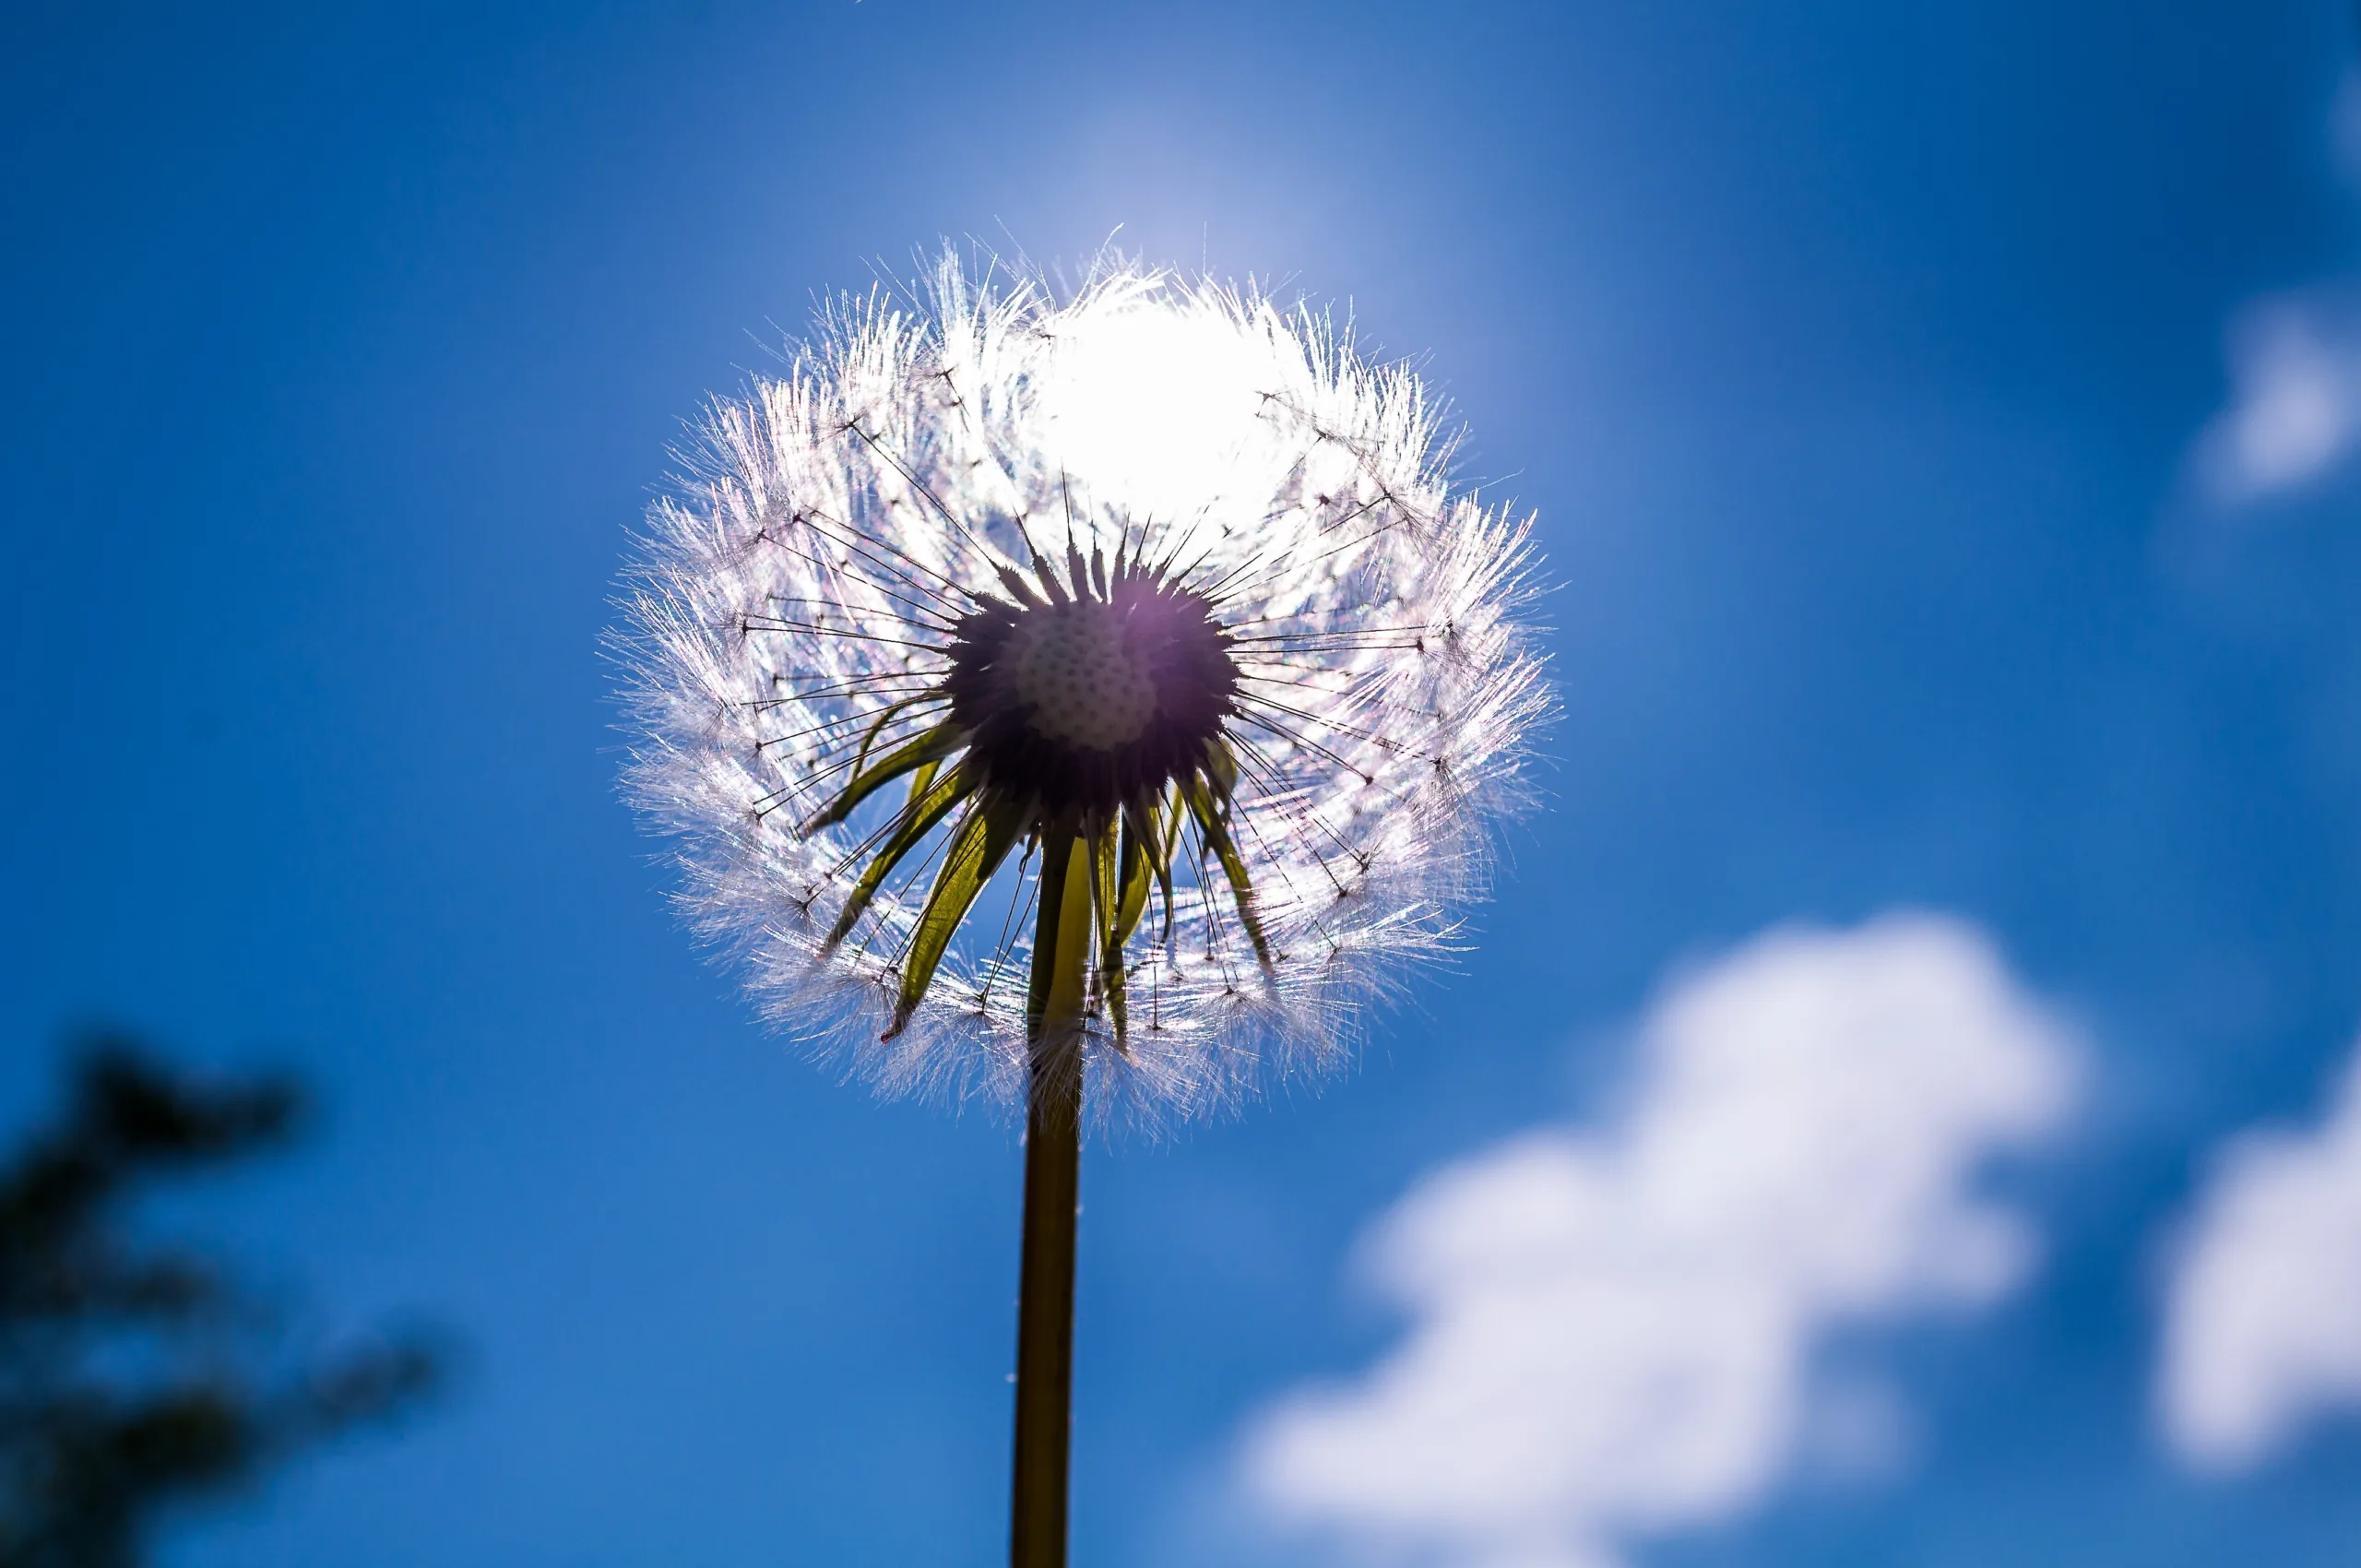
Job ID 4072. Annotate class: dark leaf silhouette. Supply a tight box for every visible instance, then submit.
[0,1033,445,1568]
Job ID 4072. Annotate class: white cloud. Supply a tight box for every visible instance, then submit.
[1238,914,2079,1568]
[2196,297,2361,506]
[2182,71,2361,511]
[2159,1040,2361,1472]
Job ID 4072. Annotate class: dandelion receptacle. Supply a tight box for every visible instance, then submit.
[616,249,1547,1567]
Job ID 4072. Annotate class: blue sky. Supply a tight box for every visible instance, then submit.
[6,1,2361,1564]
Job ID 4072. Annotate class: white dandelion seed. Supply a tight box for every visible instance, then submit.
[612,245,1548,1566]
[617,250,1548,1122]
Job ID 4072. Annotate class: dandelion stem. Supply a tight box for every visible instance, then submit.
[1012,827,1092,1568]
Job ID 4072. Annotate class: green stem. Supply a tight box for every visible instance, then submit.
[1012,827,1092,1568]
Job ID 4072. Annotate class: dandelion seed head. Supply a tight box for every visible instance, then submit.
[1009,604,1158,749]
[614,246,1551,1128]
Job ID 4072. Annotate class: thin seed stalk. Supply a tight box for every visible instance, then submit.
[1012,826,1093,1568]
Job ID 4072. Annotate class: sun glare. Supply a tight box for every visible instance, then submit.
[1038,300,1275,524]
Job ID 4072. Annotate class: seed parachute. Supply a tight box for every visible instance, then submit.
[616,249,1548,1127]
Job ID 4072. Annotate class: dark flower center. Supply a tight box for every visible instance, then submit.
[943,569,1240,821]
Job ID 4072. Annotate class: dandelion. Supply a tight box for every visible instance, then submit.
[614,248,1548,1567]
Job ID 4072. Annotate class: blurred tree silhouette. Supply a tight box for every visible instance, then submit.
[0,1033,445,1568]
